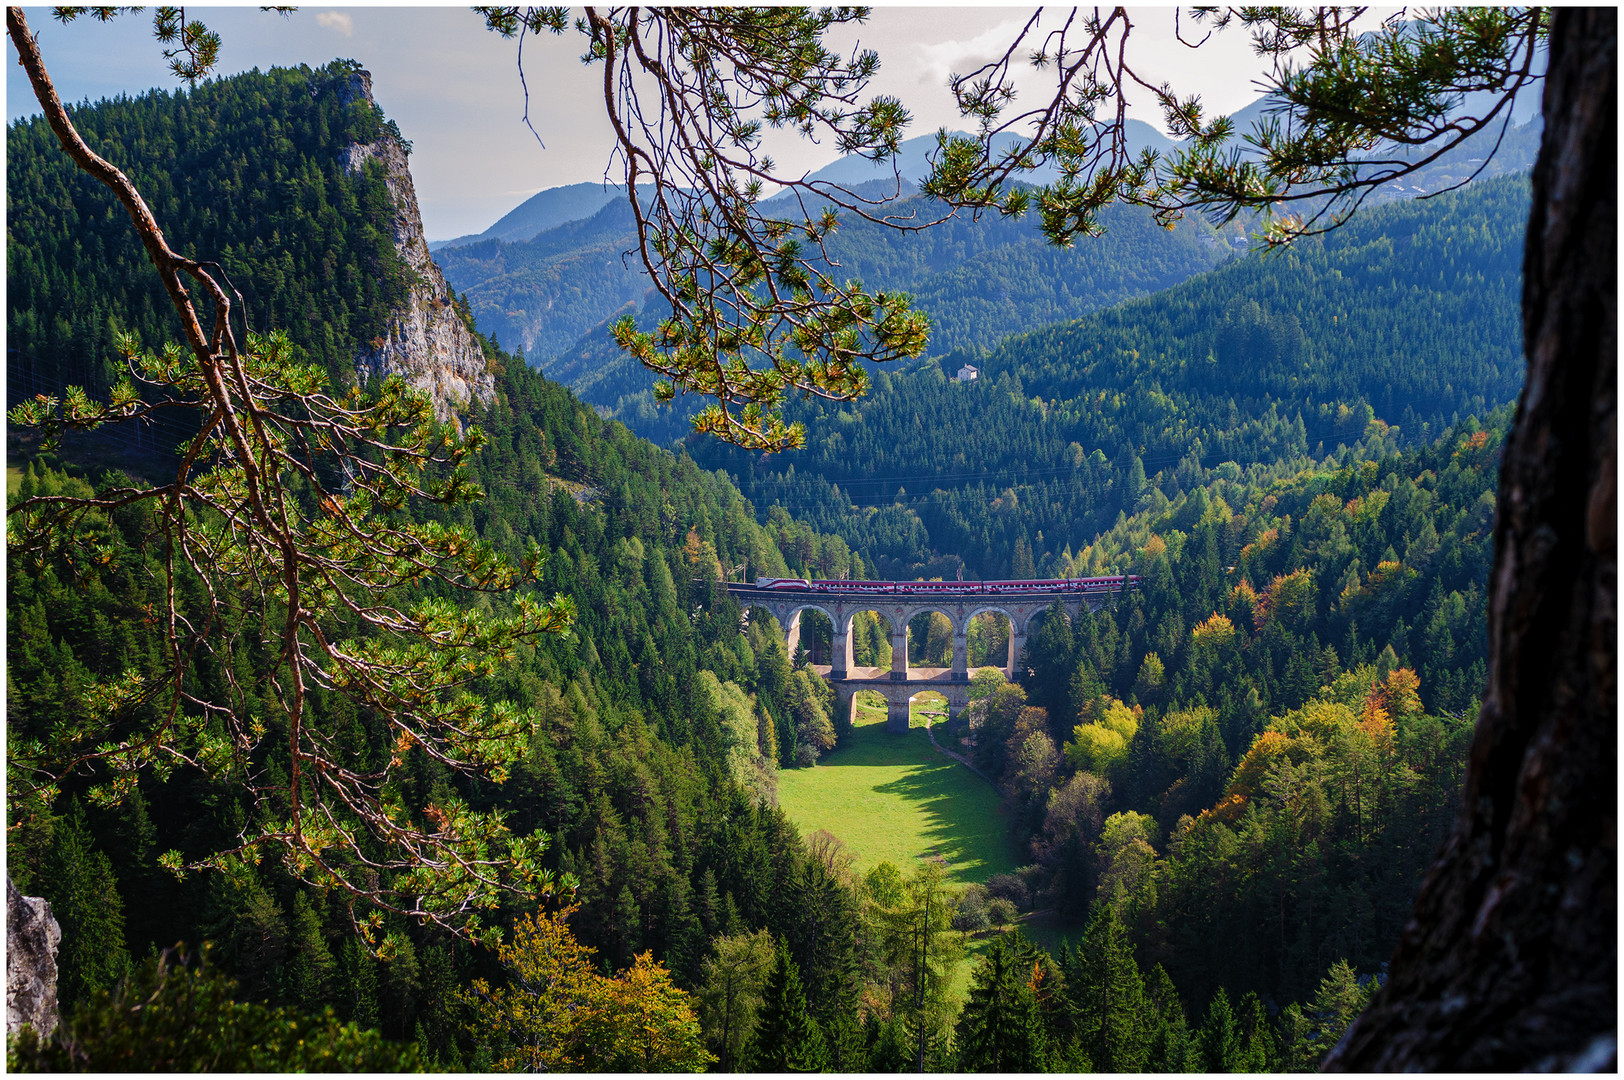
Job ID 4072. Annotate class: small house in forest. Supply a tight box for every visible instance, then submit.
[955,363,979,383]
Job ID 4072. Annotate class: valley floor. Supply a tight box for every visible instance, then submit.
[776,692,1021,887]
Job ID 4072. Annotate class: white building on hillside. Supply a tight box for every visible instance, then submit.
[955,363,979,383]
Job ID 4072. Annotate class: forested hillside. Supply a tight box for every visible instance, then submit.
[6,63,883,1068]
[7,59,409,401]
[7,336,877,1064]
[8,59,1521,1074]
[690,174,1528,582]
[435,188,1231,428]
[914,411,1505,1065]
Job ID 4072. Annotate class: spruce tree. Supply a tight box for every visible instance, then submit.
[1074,901,1150,1071]
[1144,962,1198,1072]
[1198,987,1245,1072]
[40,800,131,1011]
[955,933,1047,1071]
[751,941,827,1071]
[1237,990,1279,1072]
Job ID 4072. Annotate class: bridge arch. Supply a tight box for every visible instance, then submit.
[726,579,1130,702]
[904,607,958,671]
[1021,603,1068,636]
[965,606,1020,678]
[756,602,839,667]
[842,608,896,680]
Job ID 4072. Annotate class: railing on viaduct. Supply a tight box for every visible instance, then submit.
[722,576,1137,731]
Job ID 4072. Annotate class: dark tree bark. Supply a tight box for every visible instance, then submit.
[1326,8,1616,1071]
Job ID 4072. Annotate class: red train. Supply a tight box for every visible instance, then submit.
[751,575,1141,595]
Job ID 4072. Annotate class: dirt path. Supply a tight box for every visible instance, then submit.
[921,717,995,784]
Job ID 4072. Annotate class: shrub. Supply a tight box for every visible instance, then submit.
[987,898,1018,926]
[986,873,1030,909]
[953,885,990,932]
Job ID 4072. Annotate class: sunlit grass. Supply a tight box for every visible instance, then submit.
[776,690,1021,889]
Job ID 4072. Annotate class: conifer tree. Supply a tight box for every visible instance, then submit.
[695,929,775,1073]
[751,941,827,1072]
[1306,959,1378,1064]
[1198,987,1245,1072]
[41,800,131,1011]
[1073,901,1150,1071]
[1237,990,1279,1072]
[955,932,1048,1071]
[1143,962,1198,1073]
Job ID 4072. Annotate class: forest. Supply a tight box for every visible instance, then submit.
[7,58,1518,1072]
[435,181,1233,374]
[689,173,1529,584]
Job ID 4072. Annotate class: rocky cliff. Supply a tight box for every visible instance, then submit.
[333,70,493,420]
[7,876,61,1037]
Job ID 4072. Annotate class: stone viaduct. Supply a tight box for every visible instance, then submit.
[723,580,1125,732]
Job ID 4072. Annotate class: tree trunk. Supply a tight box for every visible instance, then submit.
[1326,8,1616,1071]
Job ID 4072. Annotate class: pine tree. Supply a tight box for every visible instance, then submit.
[751,941,827,1071]
[1198,987,1245,1072]
[696,929,775,1072]
[1144,962,1197,1072]
[1237,990,1278,1071]
[1306,958,1378,1063]
[281,891,336,1013]
[338,936,380,1031]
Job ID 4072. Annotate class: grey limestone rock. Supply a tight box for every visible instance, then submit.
[335,70,493,422]
[7,875,61,1037]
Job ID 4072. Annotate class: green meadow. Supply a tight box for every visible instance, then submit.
[776,691,1024,889]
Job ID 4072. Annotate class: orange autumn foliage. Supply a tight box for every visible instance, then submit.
[1357,698,1396,755]
[1240,527,1279,563]
[1192,612,1238,649]
[1372,667,1423,721]
[1255,568,1315,628]
[1199,792,1249,826]
[1226,731,1294,803]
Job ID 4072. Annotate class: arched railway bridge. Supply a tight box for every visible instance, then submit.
[723,576,1138,732]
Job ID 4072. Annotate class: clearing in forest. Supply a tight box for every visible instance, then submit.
[777,690,1023,888]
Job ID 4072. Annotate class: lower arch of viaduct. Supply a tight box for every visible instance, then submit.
[724,583,1114,732]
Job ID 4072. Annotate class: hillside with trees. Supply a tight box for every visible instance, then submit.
[434,189,1232,403]
[8,5,1605,1067]
[689,174,1528,583]
[7,59,411,404]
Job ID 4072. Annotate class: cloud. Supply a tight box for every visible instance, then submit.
[910,15,1032,92]
[315,12,353,37]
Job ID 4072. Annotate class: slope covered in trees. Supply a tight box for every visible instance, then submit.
[690,173,1528,582]
[7,59,411,402]
[6,54,1540,1073]
[434,188,1231,405]
[6,329,872,1064]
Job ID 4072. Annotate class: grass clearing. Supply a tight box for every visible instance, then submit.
[777,690,1023,890]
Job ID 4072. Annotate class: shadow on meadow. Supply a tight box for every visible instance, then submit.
[790,700,1020,883]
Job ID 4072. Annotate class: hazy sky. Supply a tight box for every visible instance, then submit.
[9,6,1320,240]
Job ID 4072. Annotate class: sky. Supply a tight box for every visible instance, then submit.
[8,6,1355,241]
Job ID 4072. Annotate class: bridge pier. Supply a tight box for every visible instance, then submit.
[832,622,850,681]
[951,629,969,682]
[890,626,909,682]
[887,699,911,733]
[1007,631,1027,679]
